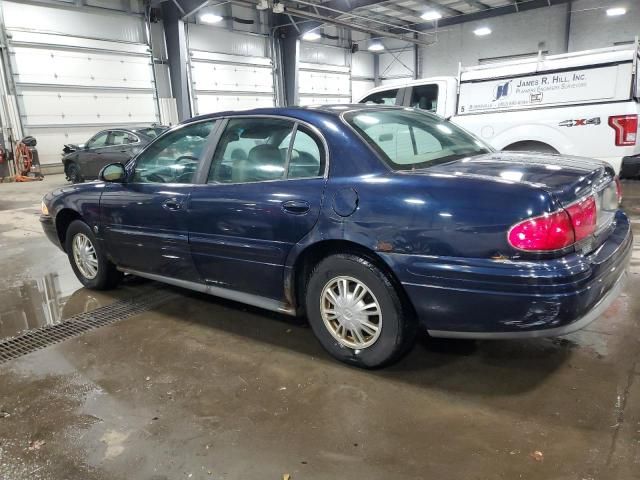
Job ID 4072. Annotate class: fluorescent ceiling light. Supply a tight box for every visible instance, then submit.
[200,13,223,24]
[302,31,321,41]
[473,27,492,36]
[606,7,626,16]
[421,10,442,21]
[368,42,384,51]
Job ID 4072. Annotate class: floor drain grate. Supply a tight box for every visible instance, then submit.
[0,289,173,364]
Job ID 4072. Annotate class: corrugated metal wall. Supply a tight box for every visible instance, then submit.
[2,1,158,166]
[187,25,275,114]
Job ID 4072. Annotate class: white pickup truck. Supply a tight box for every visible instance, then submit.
[358,44,640,177]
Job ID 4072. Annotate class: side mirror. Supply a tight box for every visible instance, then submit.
[100,163,126,182]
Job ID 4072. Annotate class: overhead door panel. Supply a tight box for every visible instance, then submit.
[2,1,158,166]
[188,25,275,115]
[298,43,351,106]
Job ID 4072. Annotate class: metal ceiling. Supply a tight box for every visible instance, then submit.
[163,0,573,45]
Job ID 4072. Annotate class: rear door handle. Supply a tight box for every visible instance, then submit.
[282,200,310,214]
[162,198,182,211]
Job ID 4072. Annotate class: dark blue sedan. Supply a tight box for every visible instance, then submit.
[40,105,632,367]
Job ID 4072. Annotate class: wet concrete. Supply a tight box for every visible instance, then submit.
[0,177,639,479]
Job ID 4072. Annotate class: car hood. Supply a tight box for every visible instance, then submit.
[412,151,613,205]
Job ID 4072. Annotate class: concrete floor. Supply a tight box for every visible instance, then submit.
[1,175,639,480]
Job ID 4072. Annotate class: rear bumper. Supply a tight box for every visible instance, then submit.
[620,154,640,179]
[380,211,633,338]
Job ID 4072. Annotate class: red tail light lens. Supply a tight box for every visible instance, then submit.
[614,176,623,204]
[508,210,575,251]
[564,195,597,241]
[608,115,637,146]
[508,195,598,252]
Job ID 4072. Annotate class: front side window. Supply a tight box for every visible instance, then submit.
[361,89,400,106]
[132,120,215,184]
[346,109,491,170]
[87,131,108,149]
[409,84,439,112]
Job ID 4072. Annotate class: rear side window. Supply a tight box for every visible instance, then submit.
[288,127,324,179]
[208,118,325,183]
[409,84,439,112]
[361,89,400,106]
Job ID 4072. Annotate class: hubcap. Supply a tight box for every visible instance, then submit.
[320,276,382,349]
[72,233,98,280]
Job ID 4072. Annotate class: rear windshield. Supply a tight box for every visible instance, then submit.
[345,109,491,170]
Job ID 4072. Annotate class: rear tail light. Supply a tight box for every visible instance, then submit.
[614,176,623,204]
[508,210,575,251]
[564,195,597,241]
[608,115,637,146]
[508,195,597,252]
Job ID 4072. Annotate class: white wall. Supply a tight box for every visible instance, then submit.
[569,0,640,51]
[419,0,640,78]
[420,4,568,77]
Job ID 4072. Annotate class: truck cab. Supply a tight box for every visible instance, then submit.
[358,44,640,176]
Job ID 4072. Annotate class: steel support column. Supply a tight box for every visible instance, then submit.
[162,1,192,120]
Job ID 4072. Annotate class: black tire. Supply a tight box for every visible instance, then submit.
[66,162,84,183]
[305,254,416,368]
[65,220,122,290]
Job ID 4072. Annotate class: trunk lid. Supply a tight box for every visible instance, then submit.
[416,151,620,253]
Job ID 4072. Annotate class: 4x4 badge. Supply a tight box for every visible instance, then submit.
[559,117,601,127]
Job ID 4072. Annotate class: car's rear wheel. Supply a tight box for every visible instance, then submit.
[66,162,83,183]
[65,220,122,290]
[305,253,416,368]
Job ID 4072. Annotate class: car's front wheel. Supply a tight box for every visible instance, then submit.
[305,254,416,368]
[65,162,83,183]
[65,220,122,290]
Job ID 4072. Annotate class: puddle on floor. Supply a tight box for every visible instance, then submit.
[0,273,152,341]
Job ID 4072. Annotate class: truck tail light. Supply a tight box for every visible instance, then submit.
[608,115,637,146]
[508,195,597,251]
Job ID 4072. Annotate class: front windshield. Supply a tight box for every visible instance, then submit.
[345,109,492,170]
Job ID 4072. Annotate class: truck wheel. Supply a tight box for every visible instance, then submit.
[503,141,559,154]
[65,220,122,290]
[305,253,416,368]
[66,162,84,183]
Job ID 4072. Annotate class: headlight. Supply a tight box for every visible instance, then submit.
[41,201,49,216]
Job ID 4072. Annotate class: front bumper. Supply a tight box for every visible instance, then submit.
[380,211,633,338]
[40,214,63,250]
[620,154,640,179]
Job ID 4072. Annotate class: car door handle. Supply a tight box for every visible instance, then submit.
[282,200,310,214]
[162,198,182,211]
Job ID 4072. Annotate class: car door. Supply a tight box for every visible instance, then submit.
[99,119,218,281]
[188,116,327,301]
[78,131,109,178]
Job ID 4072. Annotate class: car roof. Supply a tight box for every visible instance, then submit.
[184,104,410,124]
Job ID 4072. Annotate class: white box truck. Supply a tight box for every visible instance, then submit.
[358,43,640,176]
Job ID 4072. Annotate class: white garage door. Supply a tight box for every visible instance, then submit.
[2,1,158,166]
[298,43,351,106]
[188,25,275,114]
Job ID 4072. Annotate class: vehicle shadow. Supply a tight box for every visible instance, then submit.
[147,283,574,399]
